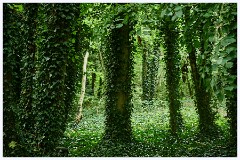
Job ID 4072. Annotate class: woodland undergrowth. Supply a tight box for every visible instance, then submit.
[62,98,235,157]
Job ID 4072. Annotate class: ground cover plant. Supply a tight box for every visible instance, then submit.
[61,99,234,157]
[3,3,237,157]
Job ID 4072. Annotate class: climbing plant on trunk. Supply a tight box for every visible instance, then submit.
[212,3,237,147]
[104,4,135,142]
[17,4,39,156]
[34,4,79,156]
[3,4,24,156]
[141,36,160,105]
[161,4,183,136]
[184,4,217,136]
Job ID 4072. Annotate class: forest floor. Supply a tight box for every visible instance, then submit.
[61,98,236,157]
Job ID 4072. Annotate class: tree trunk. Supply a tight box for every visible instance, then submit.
[188,49,215,135]
[18,4,38,154]
[64,6,83,128]
[3,4,23,156]
[142,44,148,101]
[76,51,89,123]
[142,42,159,105]
[104,9,133,142]
[98,50,105,73]
[227,58,237,148]
[184,7,216,136]
[97,77,103,98]
[92,72,96,95]
[225,5,237,148]
[163,19,183,136]
[34,4,79,155]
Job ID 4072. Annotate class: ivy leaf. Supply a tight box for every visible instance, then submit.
[217,92,225,102]
[212,64,218,71]
[8,141,17,149]
[172,15,177,21]
[72,31,77,35]
[45,57,50,61]
[221,36,236,47]
[201,72,205,79]
[175,10,183,18]
[203,13,211,18]
[72,57,75,62]
[226,62,233,68]
[115,23,123,28]
[72,38,76,43]
[122,15,129,25]
[161,9,166,18]
[204,40,209,50]
[216,58,222,65]
[224,86,235,91]
[174,6,182,11]
[209,36,214,42]
[226,46,236,54]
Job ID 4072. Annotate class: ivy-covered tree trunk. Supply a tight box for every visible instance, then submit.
[227,57,237,148]
[92,72,96,95]
[18,4,39,155]
[184,7,216,136]
[142,44,149,101]
[224,4,237,148]
[3,4,23,156]
[104,10,133,142]
[181,63,193,97]
[142,43,160,105]
[149,47,160,101]
[97,77,103,98]
[188,51,216,135]
[64,4,84,125]
[163,19,183,136]
[34,4,79,156]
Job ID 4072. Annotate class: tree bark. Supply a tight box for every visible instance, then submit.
[76,51,89,123]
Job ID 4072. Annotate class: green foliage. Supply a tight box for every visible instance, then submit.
[103,5,135,142]
[141,29,161,104]
[62,100,235,157]
[17,4,39,156]
[64,4,85,123]
[3,3,237,157]
[3,4,24,156]
[31,4,80,156]
[161,5,183,136]
[183,4,218,136]
[216,4,237,148]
